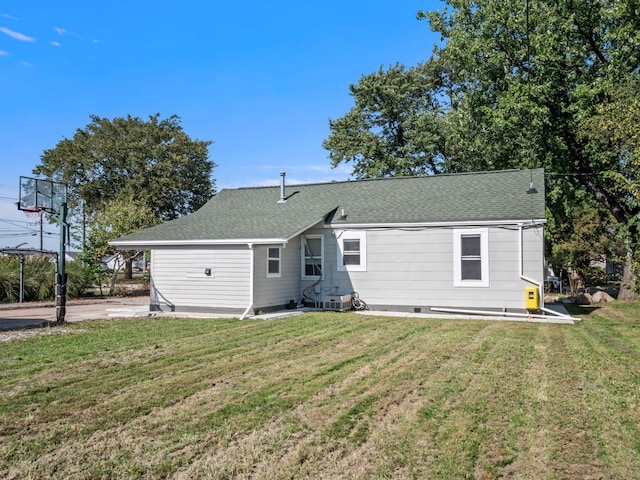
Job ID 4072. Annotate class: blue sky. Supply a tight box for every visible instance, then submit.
[0,0,442,250]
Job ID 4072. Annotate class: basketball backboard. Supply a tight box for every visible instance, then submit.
[18,176,67,214]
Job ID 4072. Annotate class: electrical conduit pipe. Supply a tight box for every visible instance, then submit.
[240,243,255,320]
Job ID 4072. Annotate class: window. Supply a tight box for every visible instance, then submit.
[302,235,323,279]
[461,234,481,280]
[344,239,360,264]
[453,228,489,287]
[267,247,280,277]
[337,231,367,272]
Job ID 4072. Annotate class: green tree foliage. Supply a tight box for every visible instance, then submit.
[34,114,215,222]
[33,113,215,291]
[324,0,640,295]
[85,192,161,295]
[550,204,624,293]
[577,75,640,294]
[323,64,445,177]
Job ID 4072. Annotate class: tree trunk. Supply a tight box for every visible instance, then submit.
[617,252,639,301]
[109,268,118,296]
[125,258,133,280]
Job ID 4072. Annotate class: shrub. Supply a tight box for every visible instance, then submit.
[0,257,19,302]
[0,255,94,303]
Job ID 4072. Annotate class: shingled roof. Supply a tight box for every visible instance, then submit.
[111,169,545,247]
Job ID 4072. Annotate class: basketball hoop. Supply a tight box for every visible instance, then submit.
[17,176,68,322]
[23,207,43,221]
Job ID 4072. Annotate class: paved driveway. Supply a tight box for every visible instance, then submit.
[0,297,152,330]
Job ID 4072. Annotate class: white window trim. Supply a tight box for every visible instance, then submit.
[337,231,367,272]
[301,234,324,280]
[453,228,489,287]
[266,247,281,278]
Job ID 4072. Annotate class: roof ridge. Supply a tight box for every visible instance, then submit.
[227,168,543,191]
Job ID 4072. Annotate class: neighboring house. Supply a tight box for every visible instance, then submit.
[102,251,145,272]
[110,169,546,317]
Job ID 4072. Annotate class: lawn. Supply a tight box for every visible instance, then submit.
[1,303,639,479]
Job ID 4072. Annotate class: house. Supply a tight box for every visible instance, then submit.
[101,251,145,272]
[110,169,546,318]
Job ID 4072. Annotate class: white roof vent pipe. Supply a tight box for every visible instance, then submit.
[278,171,287,203]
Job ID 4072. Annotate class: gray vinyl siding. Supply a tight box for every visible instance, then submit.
[150,246,251,312]
[252,237,302,310]
[301,224,544,310]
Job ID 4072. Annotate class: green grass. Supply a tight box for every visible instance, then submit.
[1,303,639,479]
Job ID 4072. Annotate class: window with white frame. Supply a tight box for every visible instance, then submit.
[453,228,489,287]
[337,231,367,272]
[267,247,281,277]
[301,235,323,279]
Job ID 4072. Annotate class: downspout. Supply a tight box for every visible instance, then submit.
[519,222,543,308]
[240,243,255,320]
[519,223,574,320]
[519,223,541,291]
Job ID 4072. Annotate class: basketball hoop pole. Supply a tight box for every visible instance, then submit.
[55,202,68,323]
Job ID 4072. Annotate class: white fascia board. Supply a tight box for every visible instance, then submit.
[109,238,290,249]
[325,218,546,229]
[108,216,327,250]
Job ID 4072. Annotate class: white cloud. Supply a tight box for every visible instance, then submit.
[1,13,19,21]
[50,41,61,47]
[53,27,66,35]
[0,26,35,42]
[0,50,9,56]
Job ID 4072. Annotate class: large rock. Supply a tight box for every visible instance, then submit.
[544,294,561,304]
[575,293,592,305]
[591,290,615,303]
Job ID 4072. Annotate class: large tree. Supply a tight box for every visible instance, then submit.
[325,0,640,296]
[323,63,446,177]
[34,113,215,222]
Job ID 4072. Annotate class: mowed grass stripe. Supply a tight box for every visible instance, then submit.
[1,315,463,478]
[1,305,639,479]
[561,309,640,477]
[406,323,536,479]
[1,314,422,471]
[171,318,490,479]
[3,316,363,414]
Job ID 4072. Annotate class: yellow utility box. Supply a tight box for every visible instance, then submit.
[525,287,540,310]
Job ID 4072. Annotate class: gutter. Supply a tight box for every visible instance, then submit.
[109,217,328,250]
[326,218,547,230]
[240,243,255,320]
[110,237,290,249]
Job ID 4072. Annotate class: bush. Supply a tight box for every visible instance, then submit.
[0,255,94,303]
[0,257,19,302]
